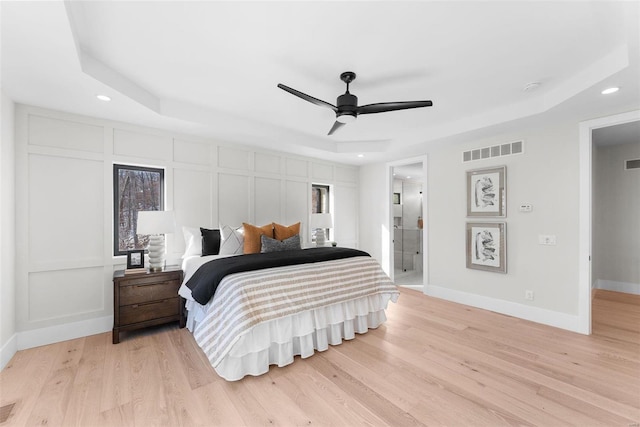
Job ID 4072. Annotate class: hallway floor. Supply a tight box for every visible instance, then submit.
[393,269,423,288]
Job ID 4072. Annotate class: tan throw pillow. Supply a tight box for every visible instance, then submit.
[242,222,274,254]
[273,222,301,241]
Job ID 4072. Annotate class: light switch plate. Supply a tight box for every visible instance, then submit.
[538,235,556,245]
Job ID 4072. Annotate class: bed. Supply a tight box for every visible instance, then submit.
[178,247,399,381]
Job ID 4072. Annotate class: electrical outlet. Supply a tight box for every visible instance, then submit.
[525,290,535,301]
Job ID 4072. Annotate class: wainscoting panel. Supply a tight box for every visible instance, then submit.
[284,180,309,241]
[254,177,282,226]
[28,115,104,153]
[218,173,250,226]
[28,267,104,322]
[173,139,212,165]
[28,154,104,266]
[113,129,173,160]
[285,158,308,178]
[254,152,281,175]
[312,162,333,181]
[333,184,358,247]
[218,146,250,171]
[173,168,213,254]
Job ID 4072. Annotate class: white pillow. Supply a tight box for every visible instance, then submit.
[182,226,202,258]
[220,224,244,255]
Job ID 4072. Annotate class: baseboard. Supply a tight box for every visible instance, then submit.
[423,284,583,334]
[595,279,640,295]
[16,315,113,351]
[0,333,17,371]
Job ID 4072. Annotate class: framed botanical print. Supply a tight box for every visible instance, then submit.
[466,222,506,273]
[466,166,506,217]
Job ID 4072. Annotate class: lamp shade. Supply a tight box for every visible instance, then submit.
[310,213,333,229]
[137,211,175,235]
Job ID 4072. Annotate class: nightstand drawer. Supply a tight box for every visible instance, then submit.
[120,280,180,306]
[120,297,180,325]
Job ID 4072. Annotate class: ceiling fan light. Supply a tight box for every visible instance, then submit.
[336,113,356,124]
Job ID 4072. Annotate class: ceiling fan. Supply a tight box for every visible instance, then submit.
[277,71,433,135]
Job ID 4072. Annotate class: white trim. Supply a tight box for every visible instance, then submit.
[578,110,640,335]
[424,284,582,333]
[16,315,113,351]
[0,333,17,370]
[596,279,640,295]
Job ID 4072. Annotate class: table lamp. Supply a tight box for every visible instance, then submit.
[137,210,175,271]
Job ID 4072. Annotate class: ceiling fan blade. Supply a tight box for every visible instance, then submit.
[277,84,337,112]
[357,100,433,115]
[327,121,345,135]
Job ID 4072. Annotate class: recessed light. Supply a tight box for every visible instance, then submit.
[357,154,364,158]
[601,87,619,95]
[96,94,111,102]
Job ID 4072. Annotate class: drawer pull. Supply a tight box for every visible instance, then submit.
[131,299,171,309]
[134,282,173,287]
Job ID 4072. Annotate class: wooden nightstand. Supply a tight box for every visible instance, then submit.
[112,266,185,344]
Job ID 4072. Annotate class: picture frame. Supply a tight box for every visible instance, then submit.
[466,222,506,273]
[466,166,506,217]
[393,192,401,204]
[126,249,145,269]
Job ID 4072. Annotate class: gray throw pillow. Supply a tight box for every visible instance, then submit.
[260,234,301,253]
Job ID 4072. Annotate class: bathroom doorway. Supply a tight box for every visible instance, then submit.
[391,160,426,289]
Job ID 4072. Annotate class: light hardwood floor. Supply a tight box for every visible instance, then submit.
[1,288,638,426]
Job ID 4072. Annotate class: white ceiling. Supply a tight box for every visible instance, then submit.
[2,1,639,165]
[393,163,424,183]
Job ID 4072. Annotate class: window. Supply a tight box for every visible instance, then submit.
[113,164,164,256]
[311,184,331,241]
[312,184,330,214]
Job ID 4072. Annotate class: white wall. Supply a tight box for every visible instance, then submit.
[1,92,16,369]
[12,104,359,352]
[359,163,388,270]
[593,141,640,293]
[360,121,585,332]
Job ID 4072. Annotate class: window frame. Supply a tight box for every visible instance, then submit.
[311,183,331,241]
[113,163,165,257]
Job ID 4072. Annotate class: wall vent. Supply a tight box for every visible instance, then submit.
[625,159,640,170]
[462,140,524,163]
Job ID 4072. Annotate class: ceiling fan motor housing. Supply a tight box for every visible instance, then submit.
[337,92,358,122]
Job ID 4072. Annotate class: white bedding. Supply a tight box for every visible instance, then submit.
[180,253,399,381]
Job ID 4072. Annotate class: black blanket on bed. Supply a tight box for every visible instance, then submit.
[185,247,370,305]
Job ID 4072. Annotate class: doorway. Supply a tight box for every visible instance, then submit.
[387,157,428,290]
[578,110,640,335]
[591,121,640,294]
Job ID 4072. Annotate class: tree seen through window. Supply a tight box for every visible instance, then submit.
[113,164,164,256]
